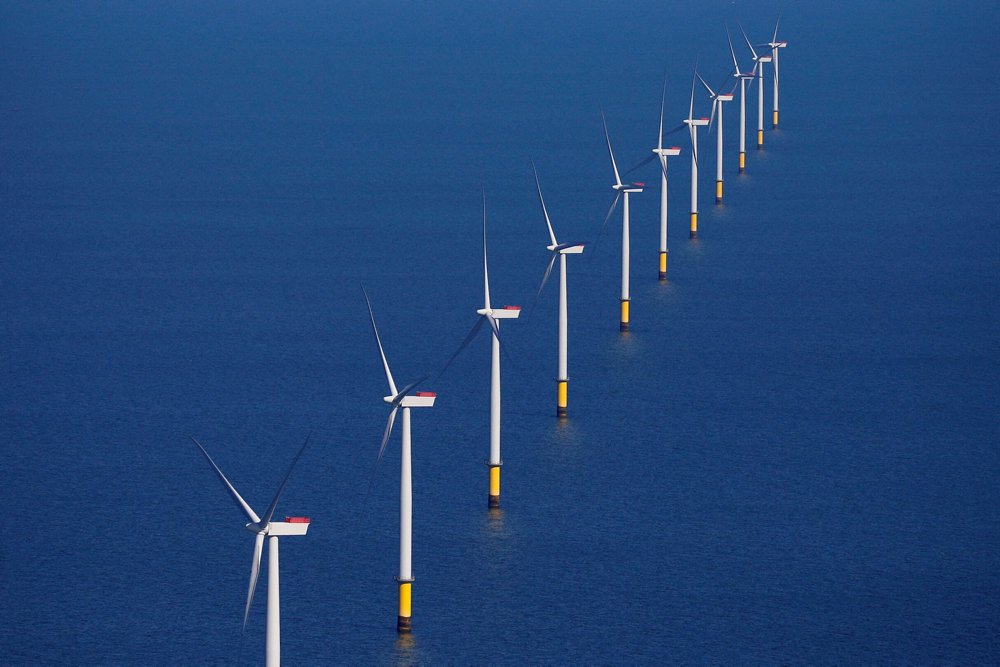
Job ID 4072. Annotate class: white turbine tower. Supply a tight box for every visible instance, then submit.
[682,73,710,239]
[531,162,585,417]
[741,24,772,150]
[727,26,758,174]
[696,71,735,204]
[437,194,520,507]
[190,434,311,667]
[601,110,644,331]
[363,287,436,633]
[625,77,682,280]
[765,15,787,128]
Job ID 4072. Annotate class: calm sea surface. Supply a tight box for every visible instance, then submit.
[2,1,997,663]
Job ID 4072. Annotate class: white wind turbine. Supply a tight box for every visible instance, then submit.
[190,434,311,667]
[765,15,787,128]
[362,286,436,634]
[696,71,735,204]
[531,162,585,417]
[624,77,682,280]
[600,110,644,331]
[727,26,758,174]
[682,72,710,239]
[438,193,520,508]
[741,24,772,151]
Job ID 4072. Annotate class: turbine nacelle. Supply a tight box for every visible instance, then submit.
[685,118,710,127]
[245,517,311,536]
[759,55,773,63]
[717,94,734,102]
[548,242,585,254]
[383,391,437,408]
[614,183,644,193]
[653,147,682,157]
[477,305,522,320]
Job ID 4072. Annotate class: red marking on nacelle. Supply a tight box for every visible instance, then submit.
[633,182,645,187]
[503,305,521,310]
[415,391,437,397]
[285,517,310,523]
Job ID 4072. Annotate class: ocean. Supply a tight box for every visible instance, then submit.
[1,1,997,663]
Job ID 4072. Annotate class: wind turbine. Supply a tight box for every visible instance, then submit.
[531,162,585,418]
[682,73,710,239]
[190,434,311,667]
[437,194,520,508]
[765,15,787,128]
[696,71,735,204]
[362,286,436,633]
[741,24,772,150]
[601,110,644,331]
[625,77,682,280]
[727,26,758,173]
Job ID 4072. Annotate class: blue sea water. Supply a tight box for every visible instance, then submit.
[2,1,998,664]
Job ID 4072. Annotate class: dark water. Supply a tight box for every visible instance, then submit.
[2,1,997,663]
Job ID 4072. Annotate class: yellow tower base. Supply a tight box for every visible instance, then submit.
[773,110,778,128]
[397,581,412,633]
[689,212,698,239]
[557,380,567,418]
[488,464,500,508]
[757,129,763,149]
[715,180,723,204]
[619,299,629,332]
[739,152,745,174]
[658,251,667,281]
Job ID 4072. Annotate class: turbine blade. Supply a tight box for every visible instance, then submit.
[625,152,657,175]
[708,99,718,134]
[658,155,669,183]
[259,432,311,526]
[369,406,398,486]
[592,191,622,250]
[528,251,558,318]
[716,72,734,96]
[664,120,687,136]
[657,73,666,149]
[436,317,486,380]
[689,124,698,168]
[361,285,398,397]
[601,109,623,186]
[190,436,261,525]
[727,25,741,72]
[687,72,696,122]
[242,532,265,636]
[531,161,558,246]
[696,71,714,96]
[484,312,515,366]
[392,375,429,405]
[772,13,781,44]
[740,24,758,60]
[482,189,491,310]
